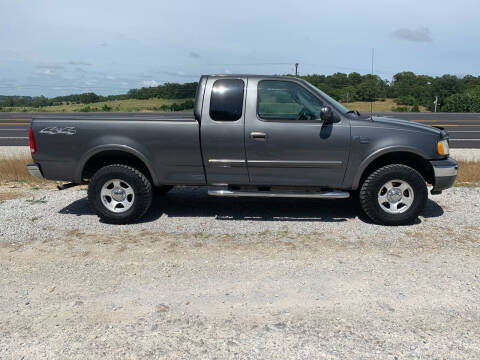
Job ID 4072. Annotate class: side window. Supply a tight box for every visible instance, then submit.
[258,80,324,120]
[209,79,245,121]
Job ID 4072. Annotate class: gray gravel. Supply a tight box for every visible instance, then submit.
[0,186,479,359]
[0,186,479,243]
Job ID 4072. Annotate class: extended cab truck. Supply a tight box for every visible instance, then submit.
[27,75,458,225]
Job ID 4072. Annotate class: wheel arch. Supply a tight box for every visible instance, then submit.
[352,147,434,190]
[76,145,159,186]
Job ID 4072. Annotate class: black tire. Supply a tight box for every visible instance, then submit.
[359,164,427,225]
[88,164,153,224]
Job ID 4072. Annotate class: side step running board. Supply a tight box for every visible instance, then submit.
[208,189,350,199]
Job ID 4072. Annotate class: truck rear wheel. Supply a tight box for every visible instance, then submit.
[359,164,427,225]
[88,164,153,224]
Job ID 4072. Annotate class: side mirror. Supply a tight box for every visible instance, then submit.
[320,106,334,122]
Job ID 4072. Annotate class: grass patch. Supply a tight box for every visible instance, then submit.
[2,97,428,113]
[1,98,194,113]
[456,161,480,183]
[0,156,44,183]
[340,98,428,113]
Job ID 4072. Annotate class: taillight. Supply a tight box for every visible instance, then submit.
[29,128,37,154]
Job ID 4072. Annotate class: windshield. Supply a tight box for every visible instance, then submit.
[303,81,350,114]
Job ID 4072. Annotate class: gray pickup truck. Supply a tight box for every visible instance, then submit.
[28,75,458,225]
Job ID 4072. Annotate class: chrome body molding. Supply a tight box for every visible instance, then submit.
[208,159,246,167]
[432,162,458,177]
[208,189,350,199]
[247,160,343,168]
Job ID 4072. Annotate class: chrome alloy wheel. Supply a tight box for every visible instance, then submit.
[100,179,135,213]
[377,179,414,214]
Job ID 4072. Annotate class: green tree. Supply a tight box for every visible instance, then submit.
[441,94,470,112]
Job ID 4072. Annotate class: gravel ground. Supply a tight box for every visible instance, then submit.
[0,186,479,359]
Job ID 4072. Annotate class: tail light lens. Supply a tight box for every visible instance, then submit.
[29,128,37,154]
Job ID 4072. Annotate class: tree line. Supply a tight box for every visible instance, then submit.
[2,72,480,112]
[300,72,480,112]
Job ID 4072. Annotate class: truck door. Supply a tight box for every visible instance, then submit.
[244,78,350,187]
[201,77,250,185]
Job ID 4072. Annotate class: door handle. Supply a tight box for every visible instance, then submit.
[250,132,267,140]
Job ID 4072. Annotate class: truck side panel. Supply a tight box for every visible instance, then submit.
[31,114,206,186]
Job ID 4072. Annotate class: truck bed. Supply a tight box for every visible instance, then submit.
[31,112,205,186]
[33,112,196,121]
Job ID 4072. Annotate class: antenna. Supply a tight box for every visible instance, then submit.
[370,48,374,119]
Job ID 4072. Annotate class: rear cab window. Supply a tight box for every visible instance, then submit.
[209,79,245,121]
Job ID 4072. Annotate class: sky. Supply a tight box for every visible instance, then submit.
[1,0,479,97]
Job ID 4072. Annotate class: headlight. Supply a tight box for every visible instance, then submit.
[437,139,449,156]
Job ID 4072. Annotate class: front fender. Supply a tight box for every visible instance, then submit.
[349,146,430,190]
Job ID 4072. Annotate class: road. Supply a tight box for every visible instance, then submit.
[1,112,480,148]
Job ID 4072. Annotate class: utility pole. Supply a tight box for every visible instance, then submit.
[370,48,374,118]
[434,96,438,112]
[295,63,299,76]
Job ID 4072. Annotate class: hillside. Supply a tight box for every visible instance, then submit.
[2,70,479,113]
[0,97,427,113]
[0,98,194,113]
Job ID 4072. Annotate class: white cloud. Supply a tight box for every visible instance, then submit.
[391,27,433,43]
[141,80,160,87]
[189,51,200,59]
[37,64,64,70]
[67,60,92,66]
[34,68,55,76]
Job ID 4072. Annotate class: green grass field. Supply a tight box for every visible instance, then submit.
[1,97,428,113]
[342,98,428,113]
[0,98,194,113]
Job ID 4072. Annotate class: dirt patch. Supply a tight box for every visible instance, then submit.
[0,190,25,201]
[456,161,480,183]
[1,230,480,359]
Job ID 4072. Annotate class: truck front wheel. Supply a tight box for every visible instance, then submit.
[359,164,427,225]
[88,164,153,224]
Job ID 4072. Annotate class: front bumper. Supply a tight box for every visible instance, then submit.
[430,157,458,194]
[27,163,44,179]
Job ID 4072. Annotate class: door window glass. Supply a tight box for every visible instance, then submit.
[210,79,245,121]
[258,80,324,120]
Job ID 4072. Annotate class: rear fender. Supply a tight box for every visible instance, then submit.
[75,144,159,186]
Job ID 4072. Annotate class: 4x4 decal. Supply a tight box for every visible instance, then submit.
[39,127,77,135]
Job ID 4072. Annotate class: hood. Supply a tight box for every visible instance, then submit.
[370,116,442,137]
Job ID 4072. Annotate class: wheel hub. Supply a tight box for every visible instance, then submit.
[387,188,402,203]
[111,187,127,202]
[377,179,415,214]
[100,179,135,213]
